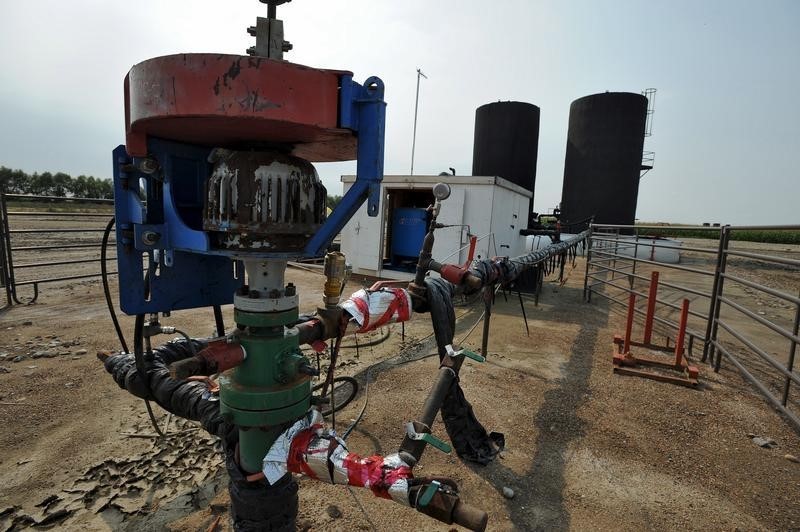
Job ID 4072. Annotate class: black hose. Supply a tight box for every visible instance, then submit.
[133,313,165,437]
[133,313,148,388]
[172,329,198,356]
[423,277,504,464]
[101,217,128,353]
[213,304,225,337]
[341,373,368,440]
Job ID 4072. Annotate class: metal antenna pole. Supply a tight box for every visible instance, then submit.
[410,68,427,175]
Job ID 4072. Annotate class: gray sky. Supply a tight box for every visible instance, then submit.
[0,0,797,225]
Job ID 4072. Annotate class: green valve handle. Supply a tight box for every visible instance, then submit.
[445,344,485,363]
[417,480,441,507]
[419,432,452,453]
[406,422,452,453]
[460,348,485,363]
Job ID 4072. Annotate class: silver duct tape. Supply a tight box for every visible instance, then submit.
[383,453,412,506]
[262,409,323,485]
[261,411,412,506]
[382,453,406,469]
[388,478,411,506]
[330,444,351,485]
[304,436,334,480]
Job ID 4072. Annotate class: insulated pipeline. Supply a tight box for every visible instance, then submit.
[438,229,590,291]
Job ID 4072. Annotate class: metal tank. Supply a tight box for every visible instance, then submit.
[472,101,540,197]
[391,207,429,265]
[559,92,648,228]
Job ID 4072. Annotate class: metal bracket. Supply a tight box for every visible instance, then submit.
[445,344,485,363]
[405,421,451,454]
[418,480,441,507]
[303,75,386,257]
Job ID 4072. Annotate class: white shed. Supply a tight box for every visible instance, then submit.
[339,175,532,279]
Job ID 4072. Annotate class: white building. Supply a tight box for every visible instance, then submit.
[339,175,532,279]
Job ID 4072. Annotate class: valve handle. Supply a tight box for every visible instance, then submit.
[417,480,441,507]
[405,422,452,454]
[445,344,485,363]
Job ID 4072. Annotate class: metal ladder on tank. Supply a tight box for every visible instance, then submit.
[640,88,657,179]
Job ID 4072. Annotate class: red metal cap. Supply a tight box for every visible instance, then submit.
[124,53,357,162]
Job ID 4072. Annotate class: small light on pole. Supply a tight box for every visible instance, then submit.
[410,68,428,175]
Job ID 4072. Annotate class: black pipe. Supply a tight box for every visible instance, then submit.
[213,304,225,337]
[399,365,459,461]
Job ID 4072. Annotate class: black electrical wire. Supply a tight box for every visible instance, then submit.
[101,217,128,354]
[213,304,225,337]
[100,216,163,436]
[172,329,198,356]
[340,327,391,349]
[134,313,165,438]
[341,372,368,440]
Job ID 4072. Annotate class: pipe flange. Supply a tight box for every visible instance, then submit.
[234,292,299,313]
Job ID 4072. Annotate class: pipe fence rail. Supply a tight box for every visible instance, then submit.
[584,223,800,432]
[0,192,115,305]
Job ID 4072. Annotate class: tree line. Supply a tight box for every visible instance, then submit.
[0,166,114,199]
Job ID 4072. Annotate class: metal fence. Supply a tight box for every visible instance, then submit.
[0,192,115,305]
[0,193,12,311]
[584,223,800,432]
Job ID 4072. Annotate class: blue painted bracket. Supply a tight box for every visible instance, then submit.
[111,73,385,313]
[112,144,243,315]
[303,76,386,257]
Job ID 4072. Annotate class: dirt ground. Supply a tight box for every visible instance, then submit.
[1,220,800,531]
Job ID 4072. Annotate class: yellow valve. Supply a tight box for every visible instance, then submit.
[323,252,348,307]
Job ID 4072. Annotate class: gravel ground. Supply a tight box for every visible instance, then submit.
[1,222,799,530]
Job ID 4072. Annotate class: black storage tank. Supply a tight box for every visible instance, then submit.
[472,101,540,198]
[559,92,648,228]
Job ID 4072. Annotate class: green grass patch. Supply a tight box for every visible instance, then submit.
[636,226,800,245]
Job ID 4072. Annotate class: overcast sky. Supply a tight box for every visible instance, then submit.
[0,0,797,225]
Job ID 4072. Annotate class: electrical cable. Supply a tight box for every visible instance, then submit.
[101,216,164,436]
[138,316,166,438]
[341,372,369,441]
[340,327,390,349]
[101,216,128,353]
[212,304,225,337]
[172,329,198,356]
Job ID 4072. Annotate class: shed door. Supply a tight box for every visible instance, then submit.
[431,186,467,264]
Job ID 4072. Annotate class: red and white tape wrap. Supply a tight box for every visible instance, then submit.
[340,288,413,333]
[261,410,413,506]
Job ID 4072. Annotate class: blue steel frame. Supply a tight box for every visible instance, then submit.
[113,75,386,315]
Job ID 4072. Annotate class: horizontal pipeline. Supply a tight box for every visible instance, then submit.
[720,272,800,306]
[7,211,113,218]
[586,274,708,320]
[588,288,707,343]
[715,319,800,387]
[591,236,721,255]
[592,224,721,231]
[587,263,713,299]
[4,194,113,204]
[712,340,800,431]
[718,296,800,345]
[590,249,714,277]
[724,249,800,269]
[12,242,111,251]
[10,228,108,234]
[14,271,116,287]
[14,257,113,270]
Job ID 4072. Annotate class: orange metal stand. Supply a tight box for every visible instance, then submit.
[612,272,700,387]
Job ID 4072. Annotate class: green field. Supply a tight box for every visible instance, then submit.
[636,226,800,245]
